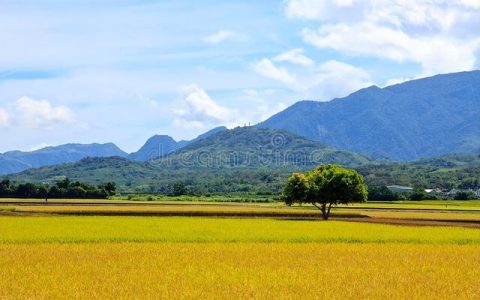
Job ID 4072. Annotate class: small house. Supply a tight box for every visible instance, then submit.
[387,185,413,193]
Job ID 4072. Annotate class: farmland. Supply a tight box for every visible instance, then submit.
[0,200,479,299]
[1,243,479,299]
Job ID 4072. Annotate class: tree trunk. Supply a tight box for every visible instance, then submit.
[327,202,333,218]
[314,202,330,220]
[321,203,328,220]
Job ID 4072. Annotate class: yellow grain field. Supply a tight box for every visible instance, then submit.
[0,243,478,299]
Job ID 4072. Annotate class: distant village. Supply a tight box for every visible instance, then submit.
[387,185,480,199]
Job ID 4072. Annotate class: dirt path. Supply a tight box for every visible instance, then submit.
[331,216,480,228]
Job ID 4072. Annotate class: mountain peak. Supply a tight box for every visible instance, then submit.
[259,70,480,161]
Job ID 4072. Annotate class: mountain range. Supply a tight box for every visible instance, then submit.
[1,70,479,178]
[6,127,373,193]
[259,71,480,160]
[0,143,127,175]
[6,127,479,194]
[128,126,226,161]
[0,127,228,175]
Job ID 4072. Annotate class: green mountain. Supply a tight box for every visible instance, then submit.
[128,126,228,161]
[158,127,373,168]
[0,143,128,175]
[8,127,477,195]
[128,135,179,161]
[358,153,480,189]
[259,71,480,161]
[5,127,374,194]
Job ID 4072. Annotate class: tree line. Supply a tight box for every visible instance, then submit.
[368,186,478,201]
[0,178,116,199]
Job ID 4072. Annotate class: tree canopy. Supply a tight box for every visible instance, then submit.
[283,164,368,220]
[0,178,116,199]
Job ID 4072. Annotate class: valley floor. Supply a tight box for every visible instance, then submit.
[0,200,479,299]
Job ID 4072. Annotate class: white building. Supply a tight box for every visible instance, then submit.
[387,185,413,193]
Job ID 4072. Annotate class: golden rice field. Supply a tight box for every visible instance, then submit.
[1,202,480,299]
[2,198,480,222]
[1,216,480,244]
[0,203,329,218]
[1,243,479,299]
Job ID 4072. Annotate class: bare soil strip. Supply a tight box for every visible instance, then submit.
[330,216,480,228]
[2,208,479,228]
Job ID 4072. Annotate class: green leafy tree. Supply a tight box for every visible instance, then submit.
[283,165,368,220]
[38,186,49,200]
[171,182,188,196]
[99,182,116,196]
[409,188,427,201]
[15,183,37,198]
[454,190,477,200]
[368,186,399,201]
[0,179,12,197]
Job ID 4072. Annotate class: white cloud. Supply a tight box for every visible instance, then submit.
[303,23,480,76]
[459,0,480,9]
[15,96,75,128]
[273,48,314,66]
[286,0,480,75]
[174,84,245,129]
[253,59,297,85]
[241,88,288,121]
[204,30,237,44]
[29,143,53,151]
[253,48,371,100]
[0,108,9,127]
[307,60,372,100]
[383,77,412,87]
[285,0,357,20]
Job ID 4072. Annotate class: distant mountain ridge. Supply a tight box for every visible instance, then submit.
[0,127,229,175]
[157,127,374,168]
[5,127,375,193]
[0,143,127,175]
[128,126,227,161]
[2,71,480,176]
[259,70,480,161]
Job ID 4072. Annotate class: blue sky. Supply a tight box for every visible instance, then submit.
[0,0,479,152]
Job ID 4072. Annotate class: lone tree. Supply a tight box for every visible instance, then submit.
[283,164,368,220]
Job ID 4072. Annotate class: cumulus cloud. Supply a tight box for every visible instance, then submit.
[253,59,297,85]
[14,96,75,128]
[459,0,480,9]
[308,60,372,100]
[203,30,237,44]
[285,0,480,75]
[285,0,360,20]
[242,88,288,121]
[273,48,314,66]
[0,108,9,127]
[174,84,244,129]
[254,48,371,100]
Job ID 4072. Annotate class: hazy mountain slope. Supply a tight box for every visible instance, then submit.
[129,126,228,161]
[0,156,31,175]
[259,71,480,161]
[358,153,480,189]
[163,127,374,168]
[128,135,179,161]
[0,143,128,175]
[5,127,374,193]
[181,126,227,145]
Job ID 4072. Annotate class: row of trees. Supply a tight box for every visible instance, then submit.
[0,178,116,199]
[368,186,478,201]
